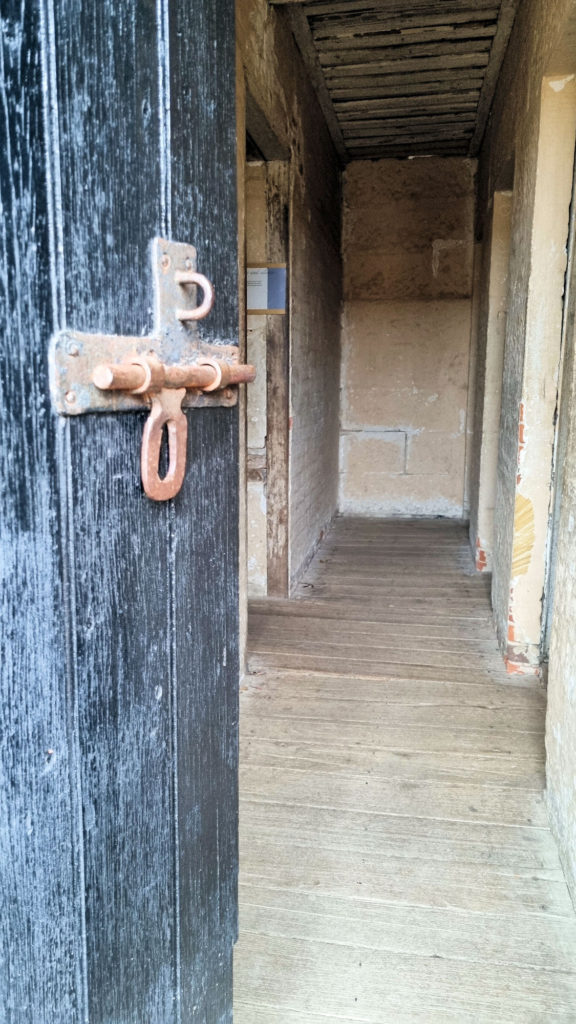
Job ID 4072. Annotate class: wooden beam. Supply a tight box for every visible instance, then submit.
[266,162,291,598]
[270,0,498,11]
[306,0,498,13]
[345,142,470,157]
[319,39,492,68]
[336,93,480,116]
[246,91,290,161]
[314,24,496,52]
[310,9,499,40]
[348,129,473,146]
[470,0,520,155]
[330,71,485,98]
[284,8,347,162]
[339,105,478,124]
[324,51,490,78]
[341,114,477,135]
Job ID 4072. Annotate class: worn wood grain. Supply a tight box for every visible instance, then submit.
[0,4,84,1019]
[314,25,497,53]
[320,39,492,69]
[273,0,520,158]
[170,1,239,1018]
[236,931,576,1023]
[324,52,490,78]
[238,884,576,972]
[235,519,576,1020]
[331,70,486,97]
[53,4,179,1018]
[337,94,480,115]
[311,10,499,40]
[2,0,238,1021]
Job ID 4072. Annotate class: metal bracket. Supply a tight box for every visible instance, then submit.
[48,238,254,500]
[49,238,242,415]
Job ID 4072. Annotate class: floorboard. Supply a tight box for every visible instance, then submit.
[235,518,576,1022]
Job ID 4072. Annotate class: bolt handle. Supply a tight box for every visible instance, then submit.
[92,353,255,501]
[93,354,256,395]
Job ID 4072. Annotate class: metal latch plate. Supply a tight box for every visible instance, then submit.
[49,239,238,415]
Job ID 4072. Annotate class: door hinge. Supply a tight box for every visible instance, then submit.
[49,238,254,501]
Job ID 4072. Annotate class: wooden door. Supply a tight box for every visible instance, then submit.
[1,2,238,1021]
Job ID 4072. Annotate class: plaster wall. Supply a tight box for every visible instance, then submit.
[468,191,513,571]
[340,159,475,517]
[237,0,342,587]
[477,0,576,670]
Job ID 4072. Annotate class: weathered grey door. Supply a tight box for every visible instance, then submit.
[1,2,238,1021]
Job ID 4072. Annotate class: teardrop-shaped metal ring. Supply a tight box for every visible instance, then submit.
[141,388,188,501]
[174,271,215,322]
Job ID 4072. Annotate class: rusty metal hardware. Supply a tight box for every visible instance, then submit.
[49,238,255,501]
[92,352,255,500]
[174,271,215,322]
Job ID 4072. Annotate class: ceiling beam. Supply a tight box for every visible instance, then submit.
[335,91,481,113]
[330,70,485,97]
[283,7,348,162]
[469,0,520,154]
[324,51,490,78]
[314,25,496,51]
[319,39,492,68]
[310,9,499,39]
[271,0,498,11]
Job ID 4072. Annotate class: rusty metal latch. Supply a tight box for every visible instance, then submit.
[49,238,255,501]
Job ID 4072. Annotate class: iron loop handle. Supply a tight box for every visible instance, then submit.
[175,271,215,322]
[141,388,187,501]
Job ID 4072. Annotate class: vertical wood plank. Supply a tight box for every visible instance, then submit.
[2,1,239,1019]
[169,0,239,1018]
[266,162,291,596]
[51,3,177,1020]
[0,2,83,1019]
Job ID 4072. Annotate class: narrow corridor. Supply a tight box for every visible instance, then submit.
[235,518,576,1022]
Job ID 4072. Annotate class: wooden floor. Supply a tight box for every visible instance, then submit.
[234,518,576,1023]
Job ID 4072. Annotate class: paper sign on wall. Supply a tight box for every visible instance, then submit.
[247,264,287,314]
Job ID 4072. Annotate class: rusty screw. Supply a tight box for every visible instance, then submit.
[161,253,171,271]
[67,342,80,357]
[65,391,76,404]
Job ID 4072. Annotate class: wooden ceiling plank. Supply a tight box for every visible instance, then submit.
[349,115,475,128]
[346,146,470,157]
[309,9,499,40]
[324,52,490,78]
[303,0,499,14]
[338,104,479,123]
[470,0,520,154]
[346,138,473,149]
[319,39,492,67]
[336,92,481,113]
[330,73,485,97]
[343,116,478,135]
[314,24,497,52]
[339,107,479,124]
[344,129,476,142]
[348,128,474,145]
[271,0,498,11]
[283,7,347,161]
